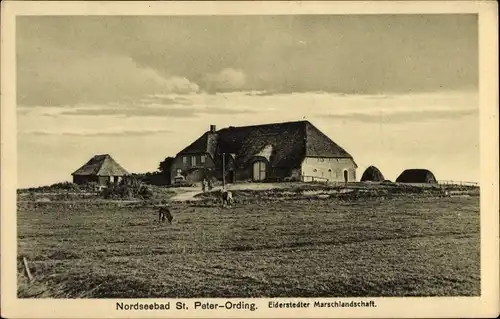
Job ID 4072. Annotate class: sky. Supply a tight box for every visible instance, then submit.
[16,15,479,188]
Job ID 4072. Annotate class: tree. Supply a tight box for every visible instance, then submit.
[159,157,175,184]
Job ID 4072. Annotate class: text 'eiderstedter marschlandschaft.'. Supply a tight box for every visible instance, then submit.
[268,300,377,308]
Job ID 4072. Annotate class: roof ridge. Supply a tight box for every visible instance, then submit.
[73,154,129,176]
[217,120,309,132]
[303,121,309,159]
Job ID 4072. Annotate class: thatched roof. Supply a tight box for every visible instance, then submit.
[178,120,356,169]
[180,131,219,159]
[72,154,130,176]
[360,166,385,182]
[396,169,437,184]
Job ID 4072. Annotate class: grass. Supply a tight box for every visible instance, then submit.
[17,184,176,202]
[196,182,479,203]
[17,188,480,298]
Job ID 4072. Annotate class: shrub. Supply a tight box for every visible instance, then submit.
[131,172,170,186]
[18,181,103,193]
[100,177,156,200]
[20,181,80,193]
[51,182,79,190]
[167,182,195,188]
[78,182,100,192]
[138,185,154,199]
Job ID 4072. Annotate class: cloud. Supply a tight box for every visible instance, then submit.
[18,95,257,120]
[203,106,255,115]
[59,105,254,118]
[17,91,476,144]
[324,109,478,124]
[202,68,247,92]
[162,77,200,94]
[244,90,278,97]
[140,94,194,105]
[60,107,198,118]
[19,128,174,137]
[17,41,200,106]
[17,15,478,107]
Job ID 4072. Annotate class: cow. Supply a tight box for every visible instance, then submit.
[221,190,234,208]
[158,206,173,224]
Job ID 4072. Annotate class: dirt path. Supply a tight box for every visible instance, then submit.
[170,189,203,201]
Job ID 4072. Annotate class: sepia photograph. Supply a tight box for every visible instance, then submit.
[1,1,498,318]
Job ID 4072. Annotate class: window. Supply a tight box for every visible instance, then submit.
[328,169,332,172]
[191,156,196,166]
[318,158,325,162]
[182,156,188,164]
[176,168,182,175]
[201,155,206,164]
[313,169,318,172]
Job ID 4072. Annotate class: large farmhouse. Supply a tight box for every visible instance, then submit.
[171,120,357,184]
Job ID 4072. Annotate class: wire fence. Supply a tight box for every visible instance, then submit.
[299,176,479,187]
[301,175,330,183]
[437,180,479,187]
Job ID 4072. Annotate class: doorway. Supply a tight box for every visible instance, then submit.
[252,161,266,181]
[343,169,349,183]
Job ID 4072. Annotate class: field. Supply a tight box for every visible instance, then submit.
[17,185,480,298]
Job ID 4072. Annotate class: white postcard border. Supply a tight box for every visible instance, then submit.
[1,1,498,318]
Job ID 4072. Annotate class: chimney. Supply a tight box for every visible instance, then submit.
[210,125,216,132]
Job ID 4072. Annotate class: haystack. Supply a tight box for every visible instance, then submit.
[395,169,437,184]
[360,166,385,182]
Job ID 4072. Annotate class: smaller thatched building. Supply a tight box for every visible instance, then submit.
[360,165,385,182]
[396,169,437,184]
[72,154,130,186]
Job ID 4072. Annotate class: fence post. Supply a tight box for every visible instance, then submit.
[23,257,34,281]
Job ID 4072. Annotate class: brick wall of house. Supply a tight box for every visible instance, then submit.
[170,153,216,183]
[301,157,357,182]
